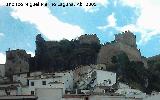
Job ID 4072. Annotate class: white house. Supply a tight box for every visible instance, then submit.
[18,71,73,95]
[13,71,43,86]
[13,73,28,86]
[75,66,116,90]
[94,70,116,87]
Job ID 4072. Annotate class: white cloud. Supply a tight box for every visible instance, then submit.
[0,33,4,37]
[1,0,84,41]
[27,51,35,57]
[97,13,117,30]
[62,0,109,12]
[119,0,160,45]
[120,0,140,8]
[113,0,118,7]
[0,53,6,64]
[107,13,116,27]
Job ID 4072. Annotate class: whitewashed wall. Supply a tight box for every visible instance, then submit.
[95,70,116,86]
[13,73,28,86]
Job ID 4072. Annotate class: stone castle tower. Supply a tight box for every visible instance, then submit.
[97,31,142,66]
[78,34,100,44]
[5,49,30,76]
[115,30,137,48]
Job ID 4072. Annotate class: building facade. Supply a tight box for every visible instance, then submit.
[5,49,31,76]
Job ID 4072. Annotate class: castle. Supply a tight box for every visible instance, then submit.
[78,34,100,44]
[5,31,147,76]
[97,30,142,66]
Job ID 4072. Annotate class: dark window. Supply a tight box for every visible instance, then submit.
[108,80,111,84]
[27,73,30,77]
[31,82,34,86]
[27,80,29,86]
[85,97,89,100]
[42,81,46,85]
[31,91,34,95]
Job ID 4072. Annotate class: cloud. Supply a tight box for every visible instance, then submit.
[1,0,84,41]
[107,13,117,27]
[97,13,117,30]
[115,24,154,45]
[0,53,6,64]
[119,0,160,44]
[119,0,140,8]
[0,33,4,37]
[27,51,35,57]
[62,0,109,12]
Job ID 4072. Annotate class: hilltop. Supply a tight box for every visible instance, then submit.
[4,31,160,93]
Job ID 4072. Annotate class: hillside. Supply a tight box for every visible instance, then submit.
[5,31,160,94]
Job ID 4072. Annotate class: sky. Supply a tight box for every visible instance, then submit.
[0,0,160,64]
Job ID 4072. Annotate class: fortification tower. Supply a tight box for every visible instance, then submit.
[78,34,100,44]
[97,31,142,66]
[115,30,137,48]
[5,49,30,76]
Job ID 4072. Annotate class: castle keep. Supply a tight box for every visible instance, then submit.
[78,34,100,44]
[5,49,30,76]
[97,31,142,66]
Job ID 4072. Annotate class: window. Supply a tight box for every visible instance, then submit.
[85,97,89,100]
[42,81,46,85]
[31,82,34,86]
[27,73,30,77]
[31,91,34,95]
[27,80,29,86]
[108,79,111,84]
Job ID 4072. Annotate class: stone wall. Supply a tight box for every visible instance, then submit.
[97,31,142,66]
[78,34,100,44]
[147,54,160,61]
[5,49,30,76]
[115,30,137,48]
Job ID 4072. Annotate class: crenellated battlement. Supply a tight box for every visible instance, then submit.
[115,30,137,48]
[78,34,100,44]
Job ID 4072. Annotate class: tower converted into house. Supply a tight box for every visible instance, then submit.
[5,49,31,76]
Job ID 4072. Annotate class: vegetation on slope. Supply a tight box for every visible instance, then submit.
[109,52,160,94]
[31,38,101,72]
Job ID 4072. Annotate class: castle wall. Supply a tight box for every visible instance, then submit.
[97,44,121,66]
[78,34,100,44]
[97,42,142,66]
[117,43,141,61]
